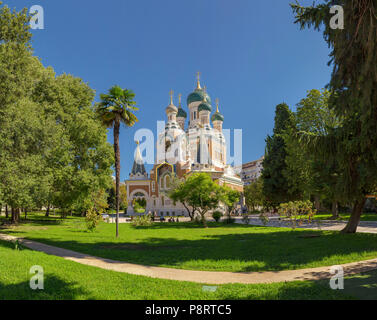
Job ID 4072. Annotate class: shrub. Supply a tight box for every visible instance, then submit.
[212,211,223,222]
[131,215,153,227]
[85,208,102,232]
[278,200,316,229]
[259,212,269,226]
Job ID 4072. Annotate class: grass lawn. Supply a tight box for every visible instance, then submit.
[0,240,352,300]
[313,212,377,221]
[1,212,377,273]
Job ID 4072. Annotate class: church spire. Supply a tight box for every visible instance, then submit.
[216,98,220,113]
[131,140,146,176]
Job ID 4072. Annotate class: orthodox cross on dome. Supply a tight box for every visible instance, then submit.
[178,93,182,107]
[169,89,174,105]
[216,98,220,112]
[201,85,207,102]
[196,71,202,89]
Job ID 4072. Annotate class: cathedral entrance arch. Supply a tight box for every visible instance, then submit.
[130,190,148,215]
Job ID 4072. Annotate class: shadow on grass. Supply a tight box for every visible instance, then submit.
[7,224,377,273]
[220,280,354,300]
[0,276,91,300]
[340,270,377,300]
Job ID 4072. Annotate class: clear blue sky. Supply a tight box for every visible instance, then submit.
[8,0,331,181]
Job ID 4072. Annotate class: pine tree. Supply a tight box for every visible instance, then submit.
[291,0,377,232]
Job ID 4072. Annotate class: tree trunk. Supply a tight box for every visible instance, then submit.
[331,201,339,219]
[341,197,366,234]
[114,119,121,238]
[314,195,321,212]
[11,208,20,224]
[24,208,27,220]
[5,205,8,219]
[45,204,50,217]
[200,212,208,228]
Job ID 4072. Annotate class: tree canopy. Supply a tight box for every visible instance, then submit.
[291,0,377,232]
[0,2,113,221]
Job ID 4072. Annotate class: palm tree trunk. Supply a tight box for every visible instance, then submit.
[114,119,121,238]
[341,197,366,233]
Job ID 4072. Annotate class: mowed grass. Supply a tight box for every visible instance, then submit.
[1,212,377,272]
[0,240,352,300]
[314,212,377,221]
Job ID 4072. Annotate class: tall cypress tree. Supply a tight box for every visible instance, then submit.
[262,103,296,207]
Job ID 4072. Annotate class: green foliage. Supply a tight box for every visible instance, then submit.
[85,208,102,232]
[283,89,341,205]
[5,213,377,274]
[95,86,139,129]
[107,183,127,211]
[291,1,377,232]
[222,186,241,217]
[277,200,316,229]
[96,85,139,237]
[169,173,224,226]
[132,198,146,213]
[0,239,351,300]
[0,3,114,221]
[0,2,31,45]
[262,103,296,207]
[212,211,223,222]
[168,175,197,220]
[244,178,264,212]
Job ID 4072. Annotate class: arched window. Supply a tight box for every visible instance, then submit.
[165,175,171,189]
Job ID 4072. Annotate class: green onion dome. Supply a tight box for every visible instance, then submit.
[211,112,224,122]
[198,101,212,113]
[187,88,211,106]
[177,107,187,118]
[211,99,224,122]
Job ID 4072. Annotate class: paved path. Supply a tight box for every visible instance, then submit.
[1,233,377,285]
[234,216,377,234]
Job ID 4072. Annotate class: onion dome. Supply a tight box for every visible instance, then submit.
[187,89,211,106]
[198,101,212,113]
[166,89,178,114]
[187,72,211,105]
[177,108,187,118]
[198,86,212,113]
[166,104,178,114]
[211,98,224,122]
[177,93,187,118]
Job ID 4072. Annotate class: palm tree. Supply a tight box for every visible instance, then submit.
[96,86,139,237]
